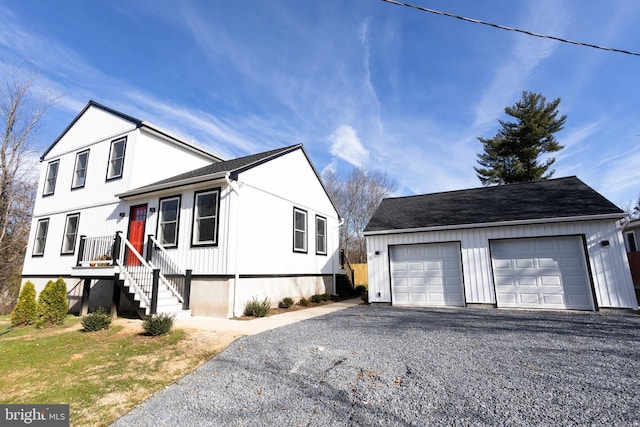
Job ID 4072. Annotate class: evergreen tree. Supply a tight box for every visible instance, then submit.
[475,91,566,185]
[10,281,37,326]
[37,278,68,326]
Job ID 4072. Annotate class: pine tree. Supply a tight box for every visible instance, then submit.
[10,281,38,326]
[37,278,68,326]
[475,91,566,185]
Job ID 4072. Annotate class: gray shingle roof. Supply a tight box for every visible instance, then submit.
[120,144,301,197]
[364,176,624,233]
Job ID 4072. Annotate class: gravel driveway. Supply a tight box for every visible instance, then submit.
[112,305,640,426]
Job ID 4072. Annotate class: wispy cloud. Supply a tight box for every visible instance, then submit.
[329,125,369,168]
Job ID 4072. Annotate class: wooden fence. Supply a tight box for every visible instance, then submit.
[352,263,368,287]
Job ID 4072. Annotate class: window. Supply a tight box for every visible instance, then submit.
[72,150,89,189]
[316,215,327,255]
[158,196,180,247]
[32,218,49,256]
[106,137,126,180]
[293,208,307,253]
[192,189,220,246]
[43,160,59,196]
[61,213,80,255]
[626,232,638,252]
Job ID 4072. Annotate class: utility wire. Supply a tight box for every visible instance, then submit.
[381,0,640,57]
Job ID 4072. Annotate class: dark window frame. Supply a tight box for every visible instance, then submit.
[71,150,89,190]
[43,159,59,196]
[156,195,181,248]
[315,215,327,255]
[106,137,127,181]
[293,207,308,253]
[191,188,221,247]
[60,213,80,255]
[32,218,50,257]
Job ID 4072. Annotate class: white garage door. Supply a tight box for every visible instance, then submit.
[390,242,465,306]
[491,236,594,310]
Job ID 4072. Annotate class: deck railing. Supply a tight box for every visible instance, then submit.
[76,235,116,267]
[147,235,191,309]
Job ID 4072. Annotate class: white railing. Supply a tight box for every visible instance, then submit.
[148,236,185,303]
[77,235,115,267]
[116,237,154,308]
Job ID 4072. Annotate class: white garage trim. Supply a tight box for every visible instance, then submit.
[389,242,465,307]
[490,236,595,310]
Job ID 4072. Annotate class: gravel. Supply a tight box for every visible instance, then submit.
[111,306,640,426]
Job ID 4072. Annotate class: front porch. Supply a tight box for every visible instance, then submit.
[73,232,192,319]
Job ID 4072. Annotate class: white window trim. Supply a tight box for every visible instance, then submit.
[72,150,89,189]
[106,137,126,180]
[293,207,307,253]
[192,189,220,246]
[61,213,80,255]
[316,215,327,255]
[43,160,59,196]
[158,196,180,248]
[33,218,49,256]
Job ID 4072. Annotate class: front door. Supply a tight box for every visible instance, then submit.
[127,204,147,266]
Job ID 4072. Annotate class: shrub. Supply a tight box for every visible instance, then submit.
[330,294,339,301]
[354,285,367,295]
[279,297,294,309]
[322,293,332,301]
[298,297,309,307]
[81,308,112,332]
[38,278,68,327]
[310,294,323,303]
[11,281,38,326]
[143,313,176,336]
[244,297,271,317]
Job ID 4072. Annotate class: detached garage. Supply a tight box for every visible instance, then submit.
[365,177,638,311]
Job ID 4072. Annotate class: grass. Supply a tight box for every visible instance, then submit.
[0,314,217,426]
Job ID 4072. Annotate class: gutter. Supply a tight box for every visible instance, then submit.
[225,173,242,317]
[116,172,228,199]
[363,213,628,236]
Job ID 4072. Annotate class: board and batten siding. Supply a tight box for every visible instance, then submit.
[366,219,637,309]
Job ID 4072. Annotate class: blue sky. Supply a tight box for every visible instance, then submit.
[1,0,639,208]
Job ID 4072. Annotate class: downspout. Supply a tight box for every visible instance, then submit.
[332,217,345,294]
[225,172,242,317]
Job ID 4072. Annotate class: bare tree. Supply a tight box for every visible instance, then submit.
[323,166,395,263]
[0,65,55,313]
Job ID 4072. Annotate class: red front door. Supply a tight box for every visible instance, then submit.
[127,204,147,266]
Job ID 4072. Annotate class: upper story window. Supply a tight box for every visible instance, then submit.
[43,160,59,196]
[72,150,89,189]
[158,196,180,248]
[32,218,49,256]
[106,137,126,180]
[293,207,307,253]
[192,189,220,246]
[61,213,80,255]
[316,215,327,255]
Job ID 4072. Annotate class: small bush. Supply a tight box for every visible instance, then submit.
[279,297,294,309]
[38,278,68,327]
[244,297,271,317]
[330,294,339,301]
[322,293,332,301]
[310,294,323,303]
[354,285,367,295]
[81,308,112,332]
[143,313,176,336]
[298,297,310,307]
[11,281,38,326]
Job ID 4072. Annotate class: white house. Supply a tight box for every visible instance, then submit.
[364,177,638,311]
[21,101,342,318]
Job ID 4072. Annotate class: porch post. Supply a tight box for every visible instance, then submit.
[151,269,160,315]
[112,232,122,265]
[146,234,153,262]
[77,236,86,267]
[183,269,192,310]
[80,278,91,316]
[111,277,120,318]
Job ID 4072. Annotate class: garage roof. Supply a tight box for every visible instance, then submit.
[365,176,625,233]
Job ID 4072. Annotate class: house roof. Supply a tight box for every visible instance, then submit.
[40,100,221,162]
[118,144,303,198]
[364,176,625,234]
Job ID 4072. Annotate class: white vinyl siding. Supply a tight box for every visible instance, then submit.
[32,218,49,256]
[192,189,219,246]
[158,196,180,247]
[106,137,126,180]
[43,160,59,196]
[293,208,307,253]
[61,213,80,255]
[72,150,89,189]
[316,215,327,255]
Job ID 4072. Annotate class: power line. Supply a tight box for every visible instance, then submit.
[381,0,640,57]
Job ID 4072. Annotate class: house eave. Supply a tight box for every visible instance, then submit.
[116,172,228,199]
[363,213,627,237]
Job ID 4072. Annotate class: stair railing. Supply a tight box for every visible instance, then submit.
[146,235,191,309]
[115,234,156,310]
